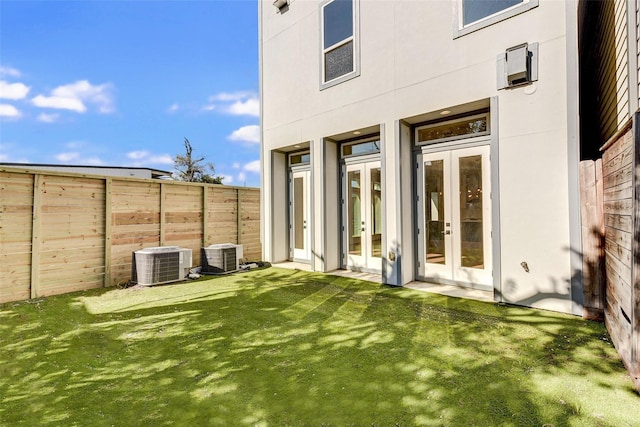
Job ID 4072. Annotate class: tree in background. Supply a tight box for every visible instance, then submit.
[173,138,223,184]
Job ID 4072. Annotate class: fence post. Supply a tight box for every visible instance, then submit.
[30,174,43,299]
[237,188,242,246]
[104,178,112,287]
[202,185,209,247]
[160,182,166,246]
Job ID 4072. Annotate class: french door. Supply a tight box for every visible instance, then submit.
[291,169,311,262]
[344,161,382,272]
[417,145,492,287]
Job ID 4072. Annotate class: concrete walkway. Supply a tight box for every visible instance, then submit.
[272,261,494,303]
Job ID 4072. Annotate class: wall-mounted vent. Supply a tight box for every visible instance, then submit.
[497,42,538,89]
[131,246,192,286]
[201,243,243,274]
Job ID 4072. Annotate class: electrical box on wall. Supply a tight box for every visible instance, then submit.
[497,42,538,89]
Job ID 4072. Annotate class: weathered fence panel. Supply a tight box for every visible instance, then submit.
[600,118,639,388]
[579,159,605,320]
[0,167,261,303]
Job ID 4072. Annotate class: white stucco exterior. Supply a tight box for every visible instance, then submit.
[260,0,582,314]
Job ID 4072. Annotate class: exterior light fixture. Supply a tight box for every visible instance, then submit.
[273,0,288,11]
[353,131,361,135]
[440,110,451,115]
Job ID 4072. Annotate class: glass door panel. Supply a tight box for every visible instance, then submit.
[293,176,305,250]
[370,167,382,259]
[458,155,484,269]
[344,161,382,272]
[418,146,491,287]
[347,169,362,256]
[424,159,446,265]
[291,170,310,261]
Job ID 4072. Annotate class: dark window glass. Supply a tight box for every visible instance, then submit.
[290,153,310,164]
[417,116,488,144]
[463,0,522,26]
[323,0,353,48]
[325,41,353,82]
[342,140,380,156]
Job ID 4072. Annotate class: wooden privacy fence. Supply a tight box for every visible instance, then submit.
[600,119,639,388]
[581,116,639,390]
[0,167,261,304]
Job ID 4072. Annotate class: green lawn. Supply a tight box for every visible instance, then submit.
[1,267,638,426]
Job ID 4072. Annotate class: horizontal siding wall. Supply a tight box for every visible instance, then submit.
[0,168,261,303]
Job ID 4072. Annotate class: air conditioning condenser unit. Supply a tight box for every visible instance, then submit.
[131,246,192,286]
[201,243,243,274]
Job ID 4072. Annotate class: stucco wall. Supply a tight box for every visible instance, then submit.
[260,0,580,313]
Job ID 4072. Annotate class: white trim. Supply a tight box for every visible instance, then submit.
[320,0,360,89]
[453,0,539,39]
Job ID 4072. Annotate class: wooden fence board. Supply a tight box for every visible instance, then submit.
[601,120,639,388]
[0,168,260,302]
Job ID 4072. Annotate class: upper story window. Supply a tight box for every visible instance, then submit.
[321,0,360,89]
[455,0,538,38]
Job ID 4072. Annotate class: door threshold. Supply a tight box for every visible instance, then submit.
[273,261,313,272]
[405,281,494,303]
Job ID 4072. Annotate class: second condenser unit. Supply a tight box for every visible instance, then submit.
[201,243,243,274]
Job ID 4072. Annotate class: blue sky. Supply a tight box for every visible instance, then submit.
[0,0,260,187]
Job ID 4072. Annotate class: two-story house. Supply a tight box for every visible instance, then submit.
[260,0,583,315]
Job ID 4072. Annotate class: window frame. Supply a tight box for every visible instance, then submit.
[414,113,490,146]
[453,0,538,39]
[320,0,360,90]
[341,136,381,158]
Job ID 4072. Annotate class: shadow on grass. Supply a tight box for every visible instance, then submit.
[1,268,638,426]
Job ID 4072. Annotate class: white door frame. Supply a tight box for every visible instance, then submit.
[416,143,492,289]
[290,167,311,262]
[342,157,382,273]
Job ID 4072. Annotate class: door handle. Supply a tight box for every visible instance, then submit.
[441,230,450,235]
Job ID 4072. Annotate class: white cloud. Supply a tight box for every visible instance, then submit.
[126,150,173,167]
[244,160,260,173]
[227,98,259,116]
[127,150,149,160]
[37,113,60,123]
[204,91,259,117]
[0,81,30,100]
[228,125,260,144]
[150,154,173,164]
[0,152,30,163]
[0,67,21,78]
[167,103,179,113]
[54,151,104,165]
[56,152,80,162]
[209,91,253,102]
[32,80,114,113]
[65,141,86,149]
[222,174,234,184]
[237,172,247,183]
[32,94,87,112]
[0,104,21,118]
[232,162,240,169]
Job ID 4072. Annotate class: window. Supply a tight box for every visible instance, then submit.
[321,0,359,89]
[290,152,310,165]
[341,138,380,157]
[416,113,489,145]
[454,0,538,38]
